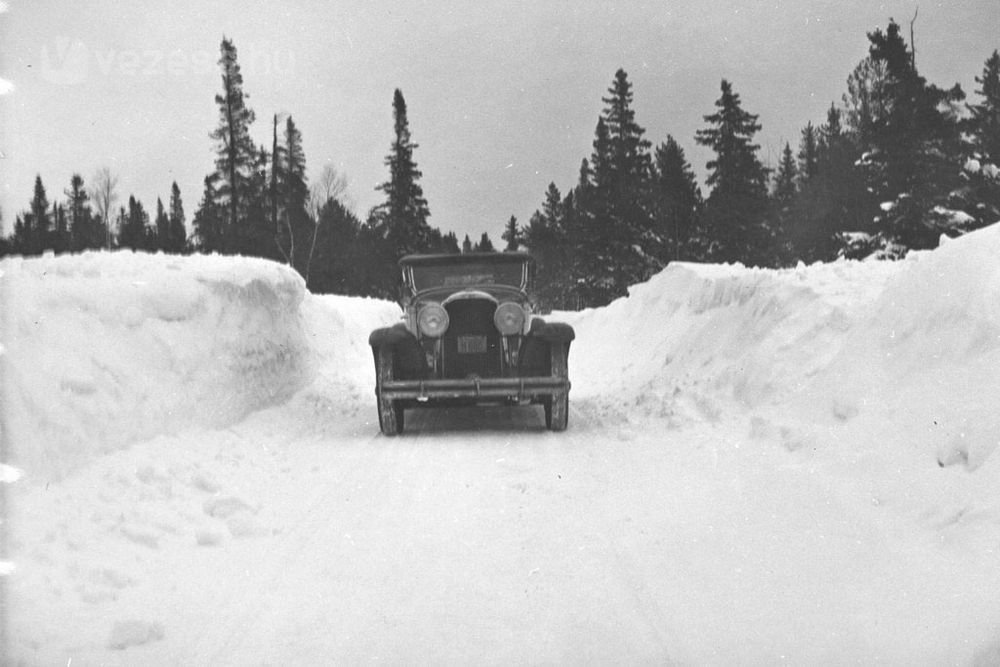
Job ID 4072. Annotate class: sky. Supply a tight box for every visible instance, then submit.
[0,0,997,242]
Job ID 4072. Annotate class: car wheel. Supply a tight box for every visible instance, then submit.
[544,343,569,431]
[376,346,404,436]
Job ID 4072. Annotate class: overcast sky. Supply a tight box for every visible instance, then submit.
[1,1,996,242]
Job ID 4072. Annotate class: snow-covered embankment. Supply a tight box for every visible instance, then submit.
[1,252,314,479]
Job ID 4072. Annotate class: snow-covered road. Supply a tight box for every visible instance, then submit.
[5,228,1000,664]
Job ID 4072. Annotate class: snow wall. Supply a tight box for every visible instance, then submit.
[4,222,1000,480]
[563,222,1000,469]
[1,252,316,479]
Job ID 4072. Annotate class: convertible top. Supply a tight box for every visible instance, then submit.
[399,252,533,267]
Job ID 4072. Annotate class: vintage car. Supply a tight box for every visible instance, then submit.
[368,252,575,435]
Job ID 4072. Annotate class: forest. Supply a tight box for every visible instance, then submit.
[3,20,999,310]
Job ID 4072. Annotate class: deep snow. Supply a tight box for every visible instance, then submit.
[2,225,1000,664]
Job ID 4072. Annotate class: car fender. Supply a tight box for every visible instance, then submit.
[368,323,427,379]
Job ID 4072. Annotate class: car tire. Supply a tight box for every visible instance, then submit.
[544,343,569,431]
[376,346,404,436]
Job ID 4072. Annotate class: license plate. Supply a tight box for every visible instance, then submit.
[457,335,487,354]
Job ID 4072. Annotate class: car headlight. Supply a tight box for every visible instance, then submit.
[417,303,449,338]
[494,302,526,336]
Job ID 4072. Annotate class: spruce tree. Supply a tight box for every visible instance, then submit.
[695,79,770,264]
[192,175,225,252]
[790,104,871,262]
[462,234,472,253]
[968,50,1000,161]
[66,173,98,251]
[168,182,187,253]
[502,215,521,251]
[474,232,495,252]
[210,37,258,248]
[600,69,654,288]
[52,202,69,254]
[956,51,1000,229]
[849,20,965,254]
[652,136,701,262]
[797,122,819,183]
[773,142,798,202]
[120,195,150,251]
[372,88,432,258]
[154,197,169,249]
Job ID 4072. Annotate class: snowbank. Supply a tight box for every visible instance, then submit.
[565,223,1000,468]
[1,251,314,480]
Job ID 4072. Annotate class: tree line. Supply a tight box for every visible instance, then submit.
[3,21,999,309]
[516,20,1000,309]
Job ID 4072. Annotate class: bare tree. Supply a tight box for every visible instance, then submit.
[90,166,119,249]
[309,163,350,219]
[304,163,350,283]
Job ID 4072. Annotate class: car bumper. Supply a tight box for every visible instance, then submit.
[378,376,570,401]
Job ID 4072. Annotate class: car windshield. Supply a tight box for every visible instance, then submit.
[410,260,526,292]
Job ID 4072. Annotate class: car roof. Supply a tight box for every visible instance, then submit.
[398,252,533,267]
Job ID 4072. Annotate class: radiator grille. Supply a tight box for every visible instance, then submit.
[443,299,501,379]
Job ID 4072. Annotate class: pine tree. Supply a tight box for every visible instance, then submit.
[797,122,820,183]
[695,79,770,263]
[600,69,654,287]
[790,104,871,262]
[120,195,150,250]
[167,182,187,253]
[968,50,1000,161]
[209,37,258,248]
[474,232,495,252]
[372,88,432,258]
[66,173,100,251]
[192,175,225,252]
[52,202,69,254]
[849,20,966,255]
[501,215,521,251]
[439,231,461,254]
[462,234,472,253]
[772,142,798,202]
[18,175,52,255]
[954,50,1000,230]
[652,136,701,262]
[154,197,169,249]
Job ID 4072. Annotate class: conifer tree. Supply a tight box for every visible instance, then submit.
[52,202,69,254]
[120,195,150,251]
[462,234,472,253]
[956,50,1000,229]
[773,142,798,202]
[652,136,701,261]
[66,173,99,251]
[474,232,495,252]
[789,104,871,261]
[502,215,521,251]
[167,182,187,253]
[372,88,432,258]
[849,20,965,254]
[154,197,169,249]
[695,79,771,264]
[797,122,820,183]
[968,50,1000,161]
[193,175,225,252]
[17,175,52,255]
[210,37,258,247]
[599,69,654,288]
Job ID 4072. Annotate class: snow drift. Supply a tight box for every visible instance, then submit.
[1,252,314,479]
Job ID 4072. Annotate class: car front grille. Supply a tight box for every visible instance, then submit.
[442,299,501,379]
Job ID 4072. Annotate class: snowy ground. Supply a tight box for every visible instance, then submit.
[3,226,1000,665]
